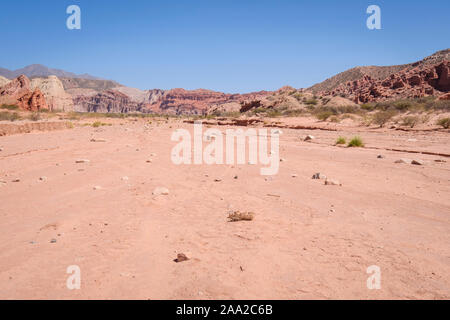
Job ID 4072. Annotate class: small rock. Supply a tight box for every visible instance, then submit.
[325,179,342,186]
[304,135,315,142]
[273,129,283,135]
[75,159,90,164]
[150,153,157,157]
[234,175,238,179]
[214,179,222,182]
[291,174,298,178]
[93,186,102,190]
[50,239,57,244]
[228,211,255,222]
[411,159,424,166]
[12,178,20,183]
[0,147,3,151]
[395,158,412,164]
[280,158,286,162]
[90,138,107,142]
[174,253,189,263]
[39,176,47,181]
[434,159,446,163]
[377,155,385,159]
[312,173,327,180]
[146,159,152,163]
[152,187,169,196]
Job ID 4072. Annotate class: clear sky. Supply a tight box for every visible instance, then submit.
[1,0,449,93]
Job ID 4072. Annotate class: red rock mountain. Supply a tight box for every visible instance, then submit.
[311,49,449,103]
[0,75,48,111]
[325,60,449,103]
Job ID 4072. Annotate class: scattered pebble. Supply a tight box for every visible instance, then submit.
[76,159,90,164]
[291,174,298,178]
[174,253,189,263]
[39,176,47,181]
[377,155,385,159]
[280,158,286,162]
[12,178,20,183]
[50,239,57,244]
[146,159,152,163]
[325,179,342,186]
[93,186,102,190]
[152,187,169,196]
[234,175,238,179]
[304,135,315,142]
[411,159,424,166]
[214,179,222,182]
[395,158,412,164]
[90,138,107,142]
[228,211,255,222]
[312,173,327,180]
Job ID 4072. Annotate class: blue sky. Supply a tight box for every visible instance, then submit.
[1,0,449,93]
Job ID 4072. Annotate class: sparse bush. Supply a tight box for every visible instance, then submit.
[0,104,19,110]
[305,98,318,106]
[66,121,74,129]
[29,112,41,121]
[92,121,109,127]
[348,136,364,147]
[315,111,333,121]
[0,111,21,121]
[401,116,419,128]
[437,117,450,129]
[336,137,346,145]
[372,110,397,127]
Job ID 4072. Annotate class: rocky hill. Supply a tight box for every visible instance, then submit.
[310,49,450,93]
[0,75,48,111]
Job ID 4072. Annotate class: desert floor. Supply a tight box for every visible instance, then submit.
[0,118,449,299]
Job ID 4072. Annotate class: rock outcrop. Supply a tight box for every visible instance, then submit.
[0,76,10,87]
[0,75,48,111]
[72,90,146,113]
[31,76,74,111]
[324,60,449,103]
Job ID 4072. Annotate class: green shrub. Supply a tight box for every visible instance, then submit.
[305,98,318,106]
[0,104,19,110]
[29,112,41,121]
[0,111,21,121]
[315,111,333,121]
[373,110,397,127]
[348,136,364,147]
[401,116,419,128]
[336,137,346,145]
[437,117,450,129]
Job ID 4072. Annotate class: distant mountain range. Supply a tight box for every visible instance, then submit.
[0,64,102,81]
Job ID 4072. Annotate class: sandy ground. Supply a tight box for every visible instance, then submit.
[0,118,449,299]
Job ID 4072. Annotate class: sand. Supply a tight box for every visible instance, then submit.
[0,117,449,299]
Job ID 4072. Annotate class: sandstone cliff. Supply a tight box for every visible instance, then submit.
[31,76,74,111]
[0,75,48,111]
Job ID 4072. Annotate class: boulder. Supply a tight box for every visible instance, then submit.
[0,75,48,111]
